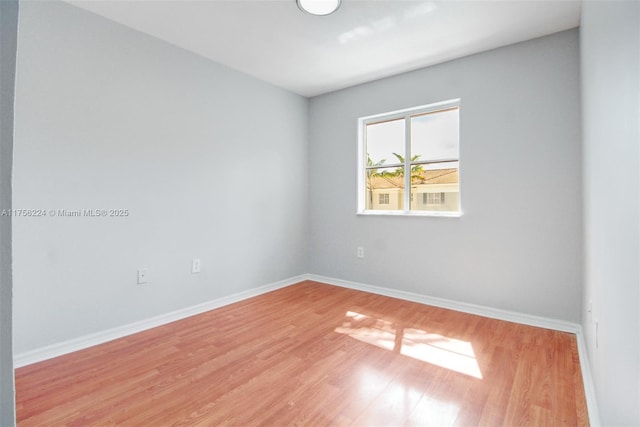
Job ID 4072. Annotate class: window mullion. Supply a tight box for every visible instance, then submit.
[404,115,411,212]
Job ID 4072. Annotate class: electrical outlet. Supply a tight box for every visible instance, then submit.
[137,267,148,284]
[357,247,364,258]
[192,259,201,274]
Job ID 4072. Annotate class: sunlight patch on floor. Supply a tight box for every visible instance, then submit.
[335,310,482,379]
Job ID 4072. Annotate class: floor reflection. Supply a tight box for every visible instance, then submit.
[353,364,461,426]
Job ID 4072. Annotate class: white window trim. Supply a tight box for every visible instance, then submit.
[357,98,463,217]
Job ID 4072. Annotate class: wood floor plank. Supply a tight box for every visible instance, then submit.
[15,281,589,426]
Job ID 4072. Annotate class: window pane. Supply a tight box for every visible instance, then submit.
[411,108,459,162]
[365,166,405,210]
[366,119,405,168]
[410,161,459,212]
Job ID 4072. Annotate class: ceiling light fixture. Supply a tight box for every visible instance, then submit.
[297,0,341,16]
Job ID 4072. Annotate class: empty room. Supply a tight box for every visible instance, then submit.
[0,0,638,425]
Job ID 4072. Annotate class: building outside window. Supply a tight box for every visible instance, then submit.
[423,192,445,205]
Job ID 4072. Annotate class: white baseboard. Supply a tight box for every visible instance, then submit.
[13,274,308,368]
[575,328,601,426]
[308,274,580,333]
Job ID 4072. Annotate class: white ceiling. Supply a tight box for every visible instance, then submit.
[65,0,581,97]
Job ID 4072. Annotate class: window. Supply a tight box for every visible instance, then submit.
[423,192,445,205]
[358,99,461,216]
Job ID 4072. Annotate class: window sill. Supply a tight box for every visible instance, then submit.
[357,210,463,218]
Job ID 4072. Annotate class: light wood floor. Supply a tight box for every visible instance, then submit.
[15,281,588,426]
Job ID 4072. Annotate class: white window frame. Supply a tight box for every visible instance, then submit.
[357,99,462,217]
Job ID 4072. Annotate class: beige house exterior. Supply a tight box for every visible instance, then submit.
[366,168,460,212]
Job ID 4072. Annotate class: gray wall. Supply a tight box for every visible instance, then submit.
[0,0,18,424]
[308,30,583,322]
[581,1,640,425]
[13,1,308,354]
